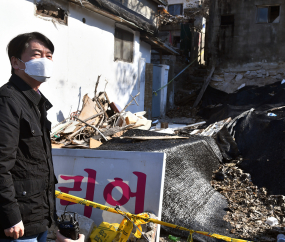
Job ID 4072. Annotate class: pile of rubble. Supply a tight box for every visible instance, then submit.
[51,77,151,149]
[212,163,285,241]
[158,7,192,25]
[166,106,194,118]
[210,62,285,93]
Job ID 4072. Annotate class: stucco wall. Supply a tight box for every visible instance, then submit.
[208,0,285,67]
[0,0,151,124]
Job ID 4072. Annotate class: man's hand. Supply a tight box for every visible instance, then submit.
[4,220,24,239]
[56,230,85,242]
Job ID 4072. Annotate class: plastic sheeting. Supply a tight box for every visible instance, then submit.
[226,108,285,195]
[199,82,285,195]
[96,130,232,241]
[198,81,285,124]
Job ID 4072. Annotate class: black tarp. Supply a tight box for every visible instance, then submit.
[96,130,232,241]
[226,108,285,195]
[198,82,285,195]
[198,81,285,124]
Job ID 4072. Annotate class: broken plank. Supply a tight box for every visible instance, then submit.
[94,75,101,99]
[73,116,108,141]
[107,92,140,122]
[110,102,120,113]
[121,136,189,140]
[174,121,206,131]
[52,143,65,149]
[193,66,215,107]
[125,123,144,130]
[97,98,109,118]
[91,124,135,140]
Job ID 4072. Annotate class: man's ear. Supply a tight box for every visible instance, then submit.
[10,56,21,71]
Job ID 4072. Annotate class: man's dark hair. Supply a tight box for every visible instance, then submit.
[7,32,54,74]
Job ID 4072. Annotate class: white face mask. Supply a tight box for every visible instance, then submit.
[18,58,53,82]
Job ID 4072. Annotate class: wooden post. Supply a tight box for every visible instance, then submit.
[145,63,153,120]
[193,66,215,108]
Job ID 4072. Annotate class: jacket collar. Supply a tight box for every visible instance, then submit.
[9,74,53,110]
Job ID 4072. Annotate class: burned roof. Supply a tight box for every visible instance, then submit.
[152,0,167,6]
[69,0,158,33]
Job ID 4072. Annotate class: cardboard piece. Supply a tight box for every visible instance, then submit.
[90,138,103,148]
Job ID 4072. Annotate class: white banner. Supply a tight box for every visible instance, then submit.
[52,149,166,230]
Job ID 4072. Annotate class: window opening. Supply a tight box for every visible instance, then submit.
[256,6,280,23]
[221,15,234,25]
[114,28,134,62]
[36,2,67,25]
[168,4,183,16]
[173,36,181,48]
[269,6,280,23]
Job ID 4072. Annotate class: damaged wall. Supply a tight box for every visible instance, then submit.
[208,0,285,66]
[207,0,285,93]
[0,0,151,124]
[210,62,285,93]
[167,0,201,14]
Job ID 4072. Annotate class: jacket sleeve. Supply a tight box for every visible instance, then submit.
[0,96,22,228]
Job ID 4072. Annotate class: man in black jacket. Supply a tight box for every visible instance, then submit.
[0,32,56,242]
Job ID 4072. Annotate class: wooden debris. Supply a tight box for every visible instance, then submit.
[121,136,189,140]
[94,75,101,99]
[91,124,135,140]
[89,138,102,148]
[50,76,153,149]
[174,121,206,131]
[79,94,100,121]
[193,66,215,108]
[125,112,139,125]
[52,143,65,149]
[110,102,120,113]
[212,163,285,241]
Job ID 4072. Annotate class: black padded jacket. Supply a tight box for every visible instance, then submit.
[0,74,56,238]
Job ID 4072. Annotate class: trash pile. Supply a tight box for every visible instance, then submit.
[51,77,151,149]
[158,7,193,25]
[212,163,285,241]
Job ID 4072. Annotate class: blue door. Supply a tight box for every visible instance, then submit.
[152,65,162,118]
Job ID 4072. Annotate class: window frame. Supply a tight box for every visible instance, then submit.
[256,5,281,24]
[168,4,183,16]
[114,27,134,63]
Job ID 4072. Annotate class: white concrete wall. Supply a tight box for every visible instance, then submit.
[0,0,151,124]
[140,41,151,63]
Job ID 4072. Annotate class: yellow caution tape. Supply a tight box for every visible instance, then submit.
[90,222,119,242]
[91,213,149,242]
[115,212,150,242]
[117,218,133,242]
[55,190,252,242]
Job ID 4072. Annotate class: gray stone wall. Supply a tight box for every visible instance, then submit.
[207,0,285,68]
[210,62,285,93]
